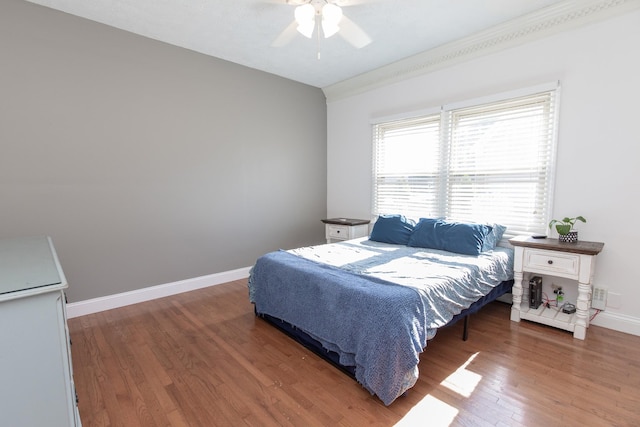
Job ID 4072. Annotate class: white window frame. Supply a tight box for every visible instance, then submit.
[372,82,560,237]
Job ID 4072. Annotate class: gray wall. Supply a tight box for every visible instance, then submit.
[1,0,328,302]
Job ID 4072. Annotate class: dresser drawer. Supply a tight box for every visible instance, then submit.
[523,249,580,277]
[326,224,349,239]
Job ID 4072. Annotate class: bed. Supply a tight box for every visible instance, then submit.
[248,216,514,405]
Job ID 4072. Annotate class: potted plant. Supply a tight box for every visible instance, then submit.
[548,216,586,243]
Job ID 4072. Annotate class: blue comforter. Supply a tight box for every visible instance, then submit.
[248,239,513,405]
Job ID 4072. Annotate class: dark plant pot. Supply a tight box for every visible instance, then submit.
[559,231,578,243]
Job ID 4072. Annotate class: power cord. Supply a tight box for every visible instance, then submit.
[542,292,558,309]
[542,291,602,320]
[541,292,575,313]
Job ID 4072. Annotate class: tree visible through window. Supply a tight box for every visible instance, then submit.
[372,85,558,237]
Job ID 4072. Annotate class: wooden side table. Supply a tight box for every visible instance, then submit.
[509,236,604,339]
[321,218,370,243]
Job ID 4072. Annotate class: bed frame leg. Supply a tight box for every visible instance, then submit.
[462,315,469,341]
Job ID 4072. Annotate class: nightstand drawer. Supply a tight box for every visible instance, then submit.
[326,225,349,239]
[523,249,580,277]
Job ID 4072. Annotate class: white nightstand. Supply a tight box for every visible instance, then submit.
[322,218,370,243]
[509,236,604,340]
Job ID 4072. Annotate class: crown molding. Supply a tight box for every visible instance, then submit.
[323,0,640,102]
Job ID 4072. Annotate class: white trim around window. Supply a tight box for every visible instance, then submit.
[372,82,560,237]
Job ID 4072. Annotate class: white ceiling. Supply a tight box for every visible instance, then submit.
[19,0,594,89]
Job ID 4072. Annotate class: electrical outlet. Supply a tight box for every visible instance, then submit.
[592,286,608,310]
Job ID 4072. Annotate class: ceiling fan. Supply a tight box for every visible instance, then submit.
[272,0,372,50]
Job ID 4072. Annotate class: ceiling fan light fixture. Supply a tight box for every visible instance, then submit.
[294,4,316,38]
[321,3,342,38]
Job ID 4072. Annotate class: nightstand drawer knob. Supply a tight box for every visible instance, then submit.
[548,260,553,265]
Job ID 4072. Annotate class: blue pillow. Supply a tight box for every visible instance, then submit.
[408,218,491,255]
[407,218,443,248]
[482,223,507,252]
[441,222,491,255]
[370,214,415,245]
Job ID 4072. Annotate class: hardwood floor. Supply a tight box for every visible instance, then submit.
[68,279,640,426]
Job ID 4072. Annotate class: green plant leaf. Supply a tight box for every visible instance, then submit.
[549,216,586,233]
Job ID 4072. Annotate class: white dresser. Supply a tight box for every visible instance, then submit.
[0,236,82,426]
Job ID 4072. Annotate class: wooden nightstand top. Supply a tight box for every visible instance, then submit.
[321,218,370,226]
[509,235,604,256]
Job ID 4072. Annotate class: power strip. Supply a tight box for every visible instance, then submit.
[592,286,608,310]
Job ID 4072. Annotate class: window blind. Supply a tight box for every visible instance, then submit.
[372,86,558,237]
[372,114,442,219]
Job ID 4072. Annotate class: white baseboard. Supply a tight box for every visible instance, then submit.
[66,267,251,318]
[590,310,640,337]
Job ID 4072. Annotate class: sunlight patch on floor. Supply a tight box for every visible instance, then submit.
[440,352,482,398]
[395,352,483,426]
[394,394,459,427]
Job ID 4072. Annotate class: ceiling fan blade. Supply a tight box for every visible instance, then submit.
[338,16,371,48]
[271,20,298,47]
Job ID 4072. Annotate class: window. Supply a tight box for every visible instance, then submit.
[372,84,559,237]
